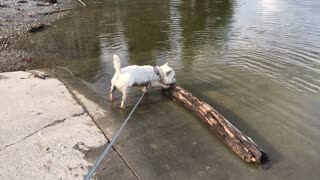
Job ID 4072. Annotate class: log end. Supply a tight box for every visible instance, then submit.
[258,151,272,169]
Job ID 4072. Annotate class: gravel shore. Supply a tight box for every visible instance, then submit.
[0,0,77,72]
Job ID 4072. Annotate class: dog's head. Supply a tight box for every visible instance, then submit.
[160,62,176,85]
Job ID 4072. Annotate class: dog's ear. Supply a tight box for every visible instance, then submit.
[164,62,168,66]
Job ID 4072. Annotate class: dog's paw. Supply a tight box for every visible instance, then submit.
[163,84,171,89]
[109,95,114,102]
[142,86,149,93]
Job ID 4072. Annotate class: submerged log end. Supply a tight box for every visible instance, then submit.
[245,149,271,168]
[257,151,272,169]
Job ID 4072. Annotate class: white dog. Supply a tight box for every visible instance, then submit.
[109,54,176,109]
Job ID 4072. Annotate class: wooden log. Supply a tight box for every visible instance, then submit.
[164,85,270,167]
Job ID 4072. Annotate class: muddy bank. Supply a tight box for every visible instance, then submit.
[0,0,79,72]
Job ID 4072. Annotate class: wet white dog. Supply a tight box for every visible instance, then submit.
[109,54,176,109]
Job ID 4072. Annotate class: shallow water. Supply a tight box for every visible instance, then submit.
[26,0,320,179]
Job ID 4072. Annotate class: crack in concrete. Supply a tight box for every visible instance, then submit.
[0,111,86,152]
[54,70,140,180]
[110,147,141,180]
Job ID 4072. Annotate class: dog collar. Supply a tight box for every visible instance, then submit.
[153,66,161,78]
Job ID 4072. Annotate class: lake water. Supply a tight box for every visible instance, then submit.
[25,0,320,179]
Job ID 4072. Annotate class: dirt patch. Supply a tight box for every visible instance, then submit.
[0,0,77,72]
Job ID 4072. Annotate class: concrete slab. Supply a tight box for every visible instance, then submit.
[0,71,136,180]
[0,71,83,149]
[0,115,103,179]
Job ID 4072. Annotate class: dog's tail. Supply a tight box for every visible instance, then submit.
[113,54,121,75]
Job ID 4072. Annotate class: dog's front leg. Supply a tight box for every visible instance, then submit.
[151,81,171,89]
[138,86,148,93]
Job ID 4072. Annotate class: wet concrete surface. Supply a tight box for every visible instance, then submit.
[56,69,274,180]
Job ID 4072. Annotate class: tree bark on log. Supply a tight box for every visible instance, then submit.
[164,85,270,167]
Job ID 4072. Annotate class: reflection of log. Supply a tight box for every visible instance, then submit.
[164,85,270,167]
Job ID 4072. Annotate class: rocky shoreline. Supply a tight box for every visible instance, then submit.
[0,0,78,72]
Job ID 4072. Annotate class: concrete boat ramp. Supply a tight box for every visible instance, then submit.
[0,69,268,180]
[0,70,136,179]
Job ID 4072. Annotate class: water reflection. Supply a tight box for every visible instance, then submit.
[228,0,320,94]
[21,0,320,179]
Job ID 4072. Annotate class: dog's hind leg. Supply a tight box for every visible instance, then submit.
[109,75,118,101]
[120,87,129,109]
[109,85,116,101]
